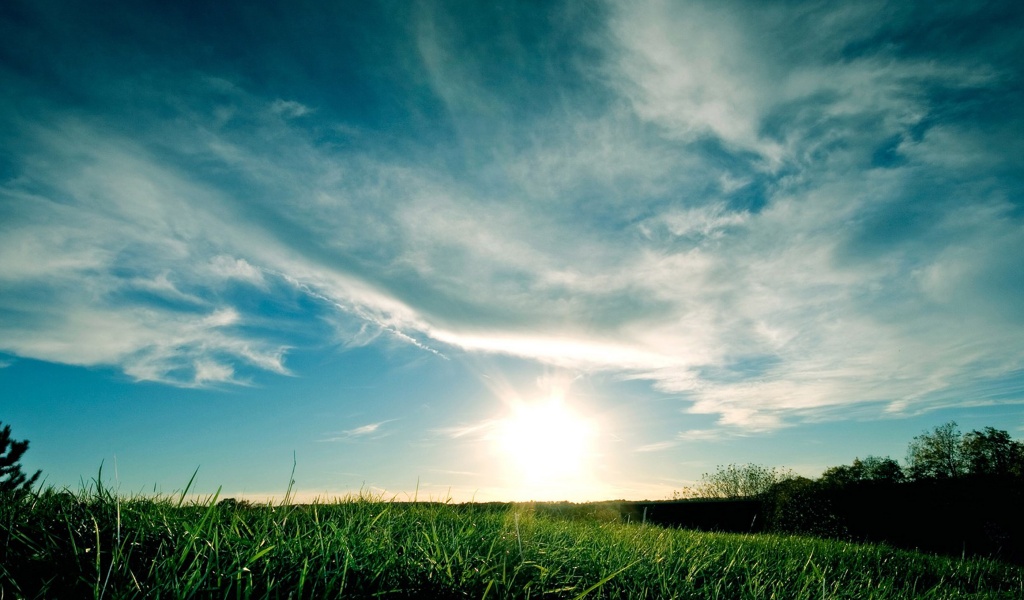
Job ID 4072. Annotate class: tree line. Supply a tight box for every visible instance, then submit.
[671,421,1024,563]
[688,421,1024,499]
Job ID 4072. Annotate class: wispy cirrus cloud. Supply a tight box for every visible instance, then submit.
[433,420,501,442]
[634,441,678,453]
[345,422,389,437]
[1,0,1022,430]
[320,420,397,442]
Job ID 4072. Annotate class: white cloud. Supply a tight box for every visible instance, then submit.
[434,419,501,441]
[320,420,396,442]
[0,119,296,386]
[128,272,207,306]
[604,0,1006,174]
[644,203,750,239]
[605,0,785,161]
[634,441,677,453]
[208,255,266,287]
[1,2,1021,428]
[346,422,386,436]
[270,99,313,119]
[676,429,735,443]
[7,96,1016,420]
[193,359,235,385]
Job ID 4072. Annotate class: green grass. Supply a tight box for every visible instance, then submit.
[2,484,1023,598]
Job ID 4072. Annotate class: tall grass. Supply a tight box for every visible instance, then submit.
[2,482,1023,598]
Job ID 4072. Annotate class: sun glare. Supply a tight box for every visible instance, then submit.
[496,395,597,493]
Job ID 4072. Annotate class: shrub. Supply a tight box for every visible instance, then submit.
[694,464,796,499]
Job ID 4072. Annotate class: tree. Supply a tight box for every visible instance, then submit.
[820,461,863,488]
[860,455,905,483]
[906,422,1024,481]
[961,427,1024,477]
[695,463,795,499]
[905,421,966,480]
[0,421,41,496]
[820,455,904,488]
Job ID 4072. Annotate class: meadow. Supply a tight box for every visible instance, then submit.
[3,481,1023,599]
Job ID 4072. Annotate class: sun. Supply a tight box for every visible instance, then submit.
[496,396,596,489]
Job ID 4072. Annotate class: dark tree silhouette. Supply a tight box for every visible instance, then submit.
[905,422,1024,481]
[961,426,1024,477]
[0,421,41,495]
[905,421,966,480]
[860,455,905,483]
[820,455,904,487]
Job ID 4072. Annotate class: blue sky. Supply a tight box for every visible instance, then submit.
[2,0,1023,502]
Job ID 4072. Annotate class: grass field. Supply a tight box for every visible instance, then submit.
[3,482,1023,598]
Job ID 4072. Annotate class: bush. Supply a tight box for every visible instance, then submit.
[761,477,846,537]
[694,464,796,499]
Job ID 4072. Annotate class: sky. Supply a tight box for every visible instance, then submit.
[1,0,1023,503]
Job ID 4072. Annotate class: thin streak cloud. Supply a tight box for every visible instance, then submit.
[320,420,397,442]
[1,0,1022,433]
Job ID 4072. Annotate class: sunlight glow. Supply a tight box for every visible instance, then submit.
[495,394,597,494]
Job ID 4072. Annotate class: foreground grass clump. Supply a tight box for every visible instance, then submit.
[2,487,1023,598]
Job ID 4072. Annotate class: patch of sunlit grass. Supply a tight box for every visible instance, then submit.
[2,478,1023,598]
